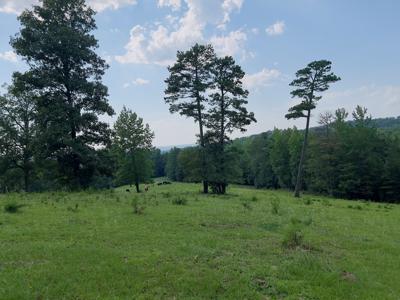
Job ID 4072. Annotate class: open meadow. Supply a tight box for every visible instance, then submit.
[1,183,399,299]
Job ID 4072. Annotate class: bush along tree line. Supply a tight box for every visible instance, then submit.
[0,0,399,201]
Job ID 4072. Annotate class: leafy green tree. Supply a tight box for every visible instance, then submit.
[288,127,302,188]
[382,134,400,201]
[165,147,183,181]
[246,133,278,188]
[334,107,385,199]
[164,44,216,193]
[10,0,114,188]
[0,79,37,191]
[270,129,293,188]
[205,56,256,194]
[286,60,340,197]
[151,148,166,178]
[113,107,154,193]
[177,147,202,182]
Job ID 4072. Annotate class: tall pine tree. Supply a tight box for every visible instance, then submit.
[164,44,216,193]
[286,60,340,197]
[11,0,114,188]
[206,56,256,194]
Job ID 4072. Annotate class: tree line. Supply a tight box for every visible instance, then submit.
[159,109,400,202]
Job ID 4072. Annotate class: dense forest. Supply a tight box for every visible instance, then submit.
[159,113,400,202]
[0,0,399,203]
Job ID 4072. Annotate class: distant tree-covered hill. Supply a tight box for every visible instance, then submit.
[231,115,400,146]
[158,116,400,150]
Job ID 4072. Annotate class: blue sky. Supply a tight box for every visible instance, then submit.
[1,0,399,146]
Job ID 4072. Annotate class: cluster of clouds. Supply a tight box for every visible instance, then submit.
[0,0,285,89]
[323,85,400,118]
[0,0,138,14]
[123,78,150,88]
[115,0,248,65]
[112,0,284,89]
[0,50,17,62]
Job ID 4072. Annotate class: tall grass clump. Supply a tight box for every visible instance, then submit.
[132,198,145,215]
[282,225,304,249]
[172,196,187,206]
[271,198,280,215]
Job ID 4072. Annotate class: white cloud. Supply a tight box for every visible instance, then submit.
[210,30,247,58]
[251,27,259,35]
[220,0,244,29]
[0,0,137,14]
[158,0,181,10]
[243,68,281,90]
[133,78,150,85]
[266,21,285,36]
[89,0,137,12]
[124,78,150,88]
[116,0,246,65]
[322,85,400,118]
[0,50,18,62]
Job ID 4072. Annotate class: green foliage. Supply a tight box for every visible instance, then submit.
[113,107,154,192]
[132,198,145,215]
[172,196,188,205]
[165,44,255,194]
[151,148,167,178]
[271,198,280,215]
[4,202,25,213]
[165,44,216,193]
[0,81,36,192]
[286,60,341,197]
[9,0,114,189]
[165,147,184,181]
[282,225,304,249]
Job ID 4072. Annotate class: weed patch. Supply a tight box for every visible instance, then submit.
[172,196,187,206]
[4,203,25,213]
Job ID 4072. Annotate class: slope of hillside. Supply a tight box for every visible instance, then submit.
[1,184,399,299]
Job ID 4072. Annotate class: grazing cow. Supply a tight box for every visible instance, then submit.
[145,185,149,192]
[126,189,130,192]
[157,182,163,186]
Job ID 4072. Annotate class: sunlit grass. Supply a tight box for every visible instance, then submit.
[0,183,399,299]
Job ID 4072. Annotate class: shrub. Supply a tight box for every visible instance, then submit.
[282,226,304,249]
[304,198,312,205]
[132,198,145,215]
[4,202,25,213]
[303,216,313,226]
[162,192,171,199]
[322,199,332,207]
[271,199,280,215]
[67,203,79,213]
[172,197,187,205]
[291,216,313,226]
[250,196,258,202]
[242,201,252,210]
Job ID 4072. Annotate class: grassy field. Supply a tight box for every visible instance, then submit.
[0,183,399,299]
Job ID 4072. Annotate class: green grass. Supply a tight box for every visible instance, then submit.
[0,183,399,299]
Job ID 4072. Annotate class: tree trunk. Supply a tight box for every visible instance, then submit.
[203,181,208,194]
[24,168,29,193]
[135,180,140,193]
[294,109,311,198]
[219,89,226,194]
[196,90,208,194]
